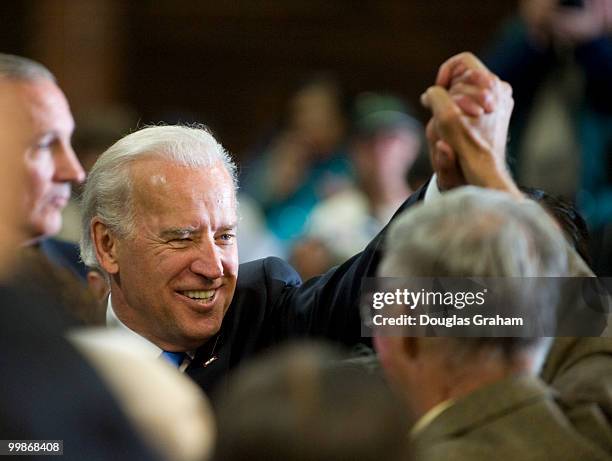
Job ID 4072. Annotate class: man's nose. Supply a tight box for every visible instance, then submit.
[190,240,224,280]
[54,143,86,184]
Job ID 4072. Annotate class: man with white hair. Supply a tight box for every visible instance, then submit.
[374,187,611,460]
[81,124,389,391]
[80,50,523,393]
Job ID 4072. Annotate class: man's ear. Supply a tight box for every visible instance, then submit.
[91,218,120,275]
[374,336,408,368]
[375,335,420,358]
[401,337,419,359]
[375,335,422,394]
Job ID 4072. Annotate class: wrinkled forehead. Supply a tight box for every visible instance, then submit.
[129,157,237,210]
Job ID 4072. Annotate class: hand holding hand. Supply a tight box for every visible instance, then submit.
[422,52,521,198]
[421,85,521,197]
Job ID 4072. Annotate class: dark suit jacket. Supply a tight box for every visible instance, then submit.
[14,239,101,327]
[186,185,428,394]
[0,283,160,461]
[40,237,88,281]
[414,376,612,461]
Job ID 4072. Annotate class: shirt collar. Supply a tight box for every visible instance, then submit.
[424,173,442,203]
[106,295,163,359]
[410,398,454,438]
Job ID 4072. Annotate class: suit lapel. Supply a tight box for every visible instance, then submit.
[186,332,231,395]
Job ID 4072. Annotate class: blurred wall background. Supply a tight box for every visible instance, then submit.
[0,0,516,159]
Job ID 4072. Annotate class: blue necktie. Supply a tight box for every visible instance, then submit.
[160,351,186,368]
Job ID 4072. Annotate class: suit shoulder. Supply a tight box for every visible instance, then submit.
[42,237,81,259]
[237,257,302,289]
[228,258,302,334]
[40,238,88,280]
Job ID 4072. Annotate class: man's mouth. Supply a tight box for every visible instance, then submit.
[48,195,69,208]
[180,289,215,302]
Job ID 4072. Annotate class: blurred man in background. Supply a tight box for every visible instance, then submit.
[291,92,425,279]
[0,54,87,279]
[243,75,351,249]
[0,53,105,326]
[485,0,612,274]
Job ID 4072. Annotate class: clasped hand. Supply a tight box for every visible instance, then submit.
[421,52,522,198]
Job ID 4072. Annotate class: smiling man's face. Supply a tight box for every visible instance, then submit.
[101,158,238,351]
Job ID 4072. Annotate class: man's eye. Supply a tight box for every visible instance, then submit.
[36,136,56,150]
[218,233,236,243]
[170,237,192,244]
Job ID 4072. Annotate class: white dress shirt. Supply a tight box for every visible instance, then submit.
[106,296,192,371]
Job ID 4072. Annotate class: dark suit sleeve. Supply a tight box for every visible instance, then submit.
[265,184,428,346]
[188,185,429,393]
[0,284,161,461]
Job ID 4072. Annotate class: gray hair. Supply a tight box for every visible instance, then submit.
[0,53,55,82]
[80,125,238,271]
[379,186,569,372]
[380,186,568,278]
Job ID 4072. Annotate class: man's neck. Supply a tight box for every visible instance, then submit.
[106,295,163,358]
[414,363,522,420]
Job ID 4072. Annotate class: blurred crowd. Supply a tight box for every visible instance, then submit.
[2,1,612,461]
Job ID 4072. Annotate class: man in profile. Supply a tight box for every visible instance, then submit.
[0,53,87,279]
[0,54,110,325]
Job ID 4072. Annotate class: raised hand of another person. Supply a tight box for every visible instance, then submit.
[424,53,498,190]
[422,52,521,198]
[422,85,521,198]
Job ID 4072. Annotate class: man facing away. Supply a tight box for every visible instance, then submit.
[374,187,612,460]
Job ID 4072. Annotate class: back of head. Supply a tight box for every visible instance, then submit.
[380,186,568,278]
[79,124,237,271]
[379,187,570,372]
[214,343,411,461]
